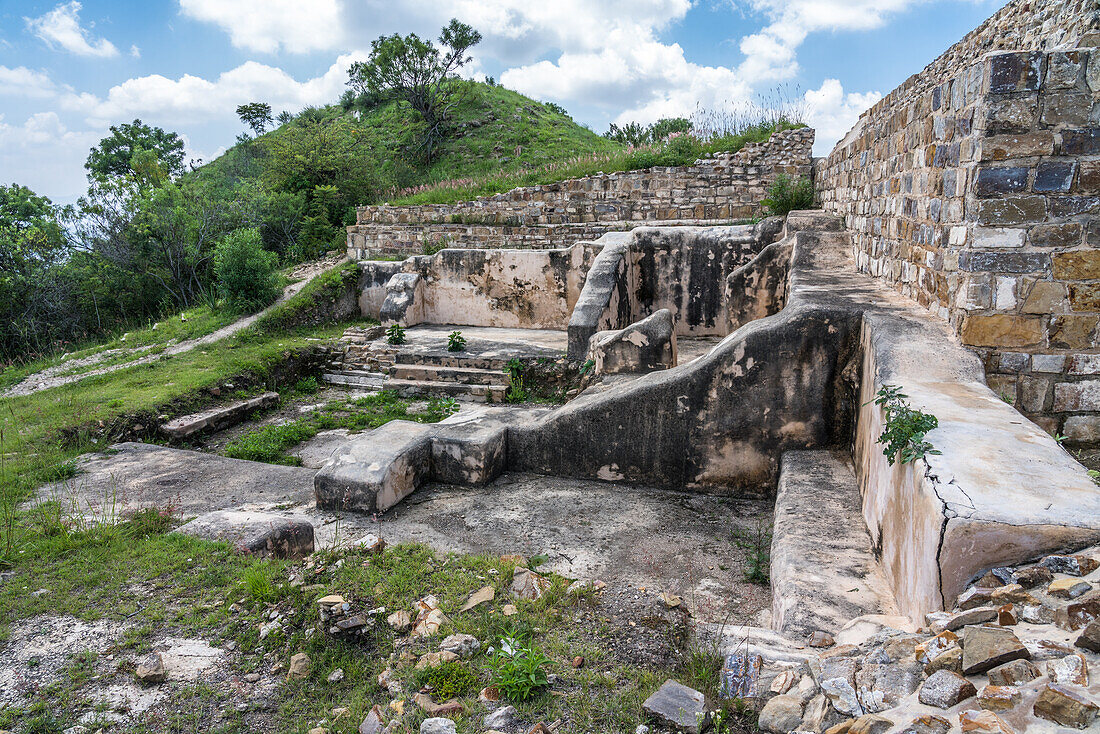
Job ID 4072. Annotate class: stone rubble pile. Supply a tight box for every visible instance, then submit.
[740,548,1100,732]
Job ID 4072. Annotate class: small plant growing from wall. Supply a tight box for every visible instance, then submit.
[871,384,941,465]
[733,519,772,584]
[447,330,466,352]
[421,234,453,256]
[385,323,406,345]
[504,357,528,403]
[761,174,815,216]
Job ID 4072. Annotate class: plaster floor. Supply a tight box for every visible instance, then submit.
[44,442,771,624]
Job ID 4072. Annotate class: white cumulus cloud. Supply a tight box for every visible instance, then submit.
[25,2,119,58]
[0,112,101,201]
[0,66,57,98]
[178,0,343,54]
[803,78,882,154]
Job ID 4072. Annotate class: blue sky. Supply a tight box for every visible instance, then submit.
[0,0,1009,204]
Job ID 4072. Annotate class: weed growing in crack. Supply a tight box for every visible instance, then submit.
[385,323,406,345]
[732,519,772,585]
[871,384,941,465]
[447,330,466,352]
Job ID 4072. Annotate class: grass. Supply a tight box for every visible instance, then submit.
[222,393,459,465]
[390,120,803,206]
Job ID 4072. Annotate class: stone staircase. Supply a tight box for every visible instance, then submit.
[322,327,512,400]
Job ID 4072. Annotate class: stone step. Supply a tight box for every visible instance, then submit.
[770,449,895,640]
[161,392,279,439]
[390,363,510,386]
[391,352,511,371]
[386,378,508,400]
[321,372,386,388]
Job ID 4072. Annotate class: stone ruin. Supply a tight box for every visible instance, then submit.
[312,0,1100,728]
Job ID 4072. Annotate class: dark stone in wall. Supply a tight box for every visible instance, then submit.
[959,252,1051,274]
[1063,129,1100,156]
[1034,160,1076,193]
[976,166,1030,197]
[988,51,1042,94]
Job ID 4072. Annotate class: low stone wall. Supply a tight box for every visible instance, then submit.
[817,0,1100,444]
[347,127,814,258]
[365,243,597,330]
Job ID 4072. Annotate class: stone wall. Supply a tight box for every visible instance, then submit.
[817,0,1100,444]
[346,127,814,258]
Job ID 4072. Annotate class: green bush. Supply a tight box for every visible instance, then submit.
[414,661,479,700]
[214,228,281,312]
[761,174,815,217]
[490,637,551,701]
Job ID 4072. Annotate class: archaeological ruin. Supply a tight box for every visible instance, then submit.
[18,0,1100,730]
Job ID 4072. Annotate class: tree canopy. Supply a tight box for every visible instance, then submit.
[237,102,274,135]
[85,119,186,181]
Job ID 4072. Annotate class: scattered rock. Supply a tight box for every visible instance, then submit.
[961,626,1029,674]
[174,509,314,559]
[759,694,804,733]
[135,652,166,684]
[327,668,345,683]
[419,718,457,734]
[1039,554,1099,577]
[855,661,922,712]
[287,652,311,680]
[1075,619,1100,652]
[809,631,835,647]
[719,651,762,699]
[898,715,950,734]
[511,567,550,601]
[355,533,386,554]
[415,651,459,671]
[1049,577,1093,599]
[642,680,709,734]
[659,591,682,608]
[986,658,1041,686]
[769,670,798,695]
[800,694,829,731]
[459,586,494,612]
[572,656,585,668]
[387,609,412,631]
[927,607,997,633]
[918,670,976,709]
[1014,566,1053,589]
[440,633,480,658]
[958,709,1013,733]
[924,647,963,675]
[483,706,518,729]
[821,677,864,717]
[502,604,518,616]
[955,588,993,610]
[848,714,892,734]
[976,685,1020,711]
[996,604,1017,626]
[1019,604,1054,624]
[358,705,385,734]
[413,693,464,716]
[915,631,958,665]
[412,595,448,638]
[1055,590,1100,631]
[479,686,501,702]
[1033,683,1099,728]
[1047,653,1089,685]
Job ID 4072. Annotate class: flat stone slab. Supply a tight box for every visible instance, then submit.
[39,442,317,518]
[314,420,434,513]
[174,510,314,558]
[642,679,709,733]
[771,450,894,638]
[161,392,278,439]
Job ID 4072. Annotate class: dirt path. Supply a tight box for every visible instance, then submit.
[1,255,346,399]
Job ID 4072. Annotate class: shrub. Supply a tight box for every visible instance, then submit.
[490,637,551,701]
[414,661,479,700]
[447,330,466,352]
[761,174,815,217]
[386,323,406,345]
[871,384,941,465]
[214,228,281,312]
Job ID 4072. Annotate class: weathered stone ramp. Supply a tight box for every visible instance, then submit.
[771,450,894,638]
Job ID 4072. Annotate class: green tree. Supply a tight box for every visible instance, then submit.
[237,102,274,135]
[85,119,186,181]
[0,184,74,358]
[214,228,280,312]
[347,18,481,160]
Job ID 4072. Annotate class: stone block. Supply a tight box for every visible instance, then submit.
[1041,92,1092,127]
[1032,353,1067,373]
[1069,354,1100,376]
[1081,160,1100,194]
[315,421,434,513]
[1050,315,1100,348]
[1069,283,1100,312]
[587,309,677,375]
[162,392,279,439]
[971,227,1025,248]
[1021,280,1070,314]
[174,510,315,559]
[1064,416,1100,443]
[1053,251,1100,279]
[975,166,1029,197]
[1047,51,1086,88]
[988,51,1042,94]
[984,96,1038,134]
[429,414,507,486]
[1051,196,1100,217]
[1054,381,1100,411]
[960,315,1045,347]
[642,680,709,733]
[1034,160,1077,193]
[1018,376,1052,412]
[1029,223,1083,249]
[1063,129,1100,156]
[959,251,1049,274]
[980,132,1055,161]
[976,196,1048,226]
